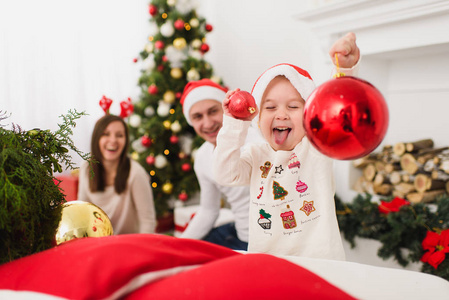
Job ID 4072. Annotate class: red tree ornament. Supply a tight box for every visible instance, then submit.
[228,91,257,119]
[170,135,179,144]
[148,84,158,95]
[148,4,158,16]
[146,155,155,165]
[141,136,152,147]
[178,191,188,202]
[200,43,210,54]
[181,163,191,172]
[174,19,185,30]
[119,98,134,118]
[205,24,213,32]
[155,40,165,50]
[303,76,389,160]
[99,95,113,114]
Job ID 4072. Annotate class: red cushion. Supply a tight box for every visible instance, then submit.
[0,234,238,299]
[126,253,356,300]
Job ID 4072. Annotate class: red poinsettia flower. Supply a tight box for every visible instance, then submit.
[99,95,113,114]
[421,229,449,269]
[378,197,410,214]
[119,98,134,118]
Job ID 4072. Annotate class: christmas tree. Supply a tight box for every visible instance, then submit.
[127,0,223,218]
[273,181,288,200]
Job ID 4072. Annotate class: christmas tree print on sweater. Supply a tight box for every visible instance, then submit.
[272,181,288,200]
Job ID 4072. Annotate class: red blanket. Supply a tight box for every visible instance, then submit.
[0,234,355,299]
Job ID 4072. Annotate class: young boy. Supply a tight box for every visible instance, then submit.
[213,33,360,260]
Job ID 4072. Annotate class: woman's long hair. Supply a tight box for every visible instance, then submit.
[89,114,130,194]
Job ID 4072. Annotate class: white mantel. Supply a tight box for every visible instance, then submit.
[294,0,449,59]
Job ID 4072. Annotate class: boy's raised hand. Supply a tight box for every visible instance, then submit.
[329,32,360,69]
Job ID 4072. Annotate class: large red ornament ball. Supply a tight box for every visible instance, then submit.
[303,76,389,160]
[228,91,257,119]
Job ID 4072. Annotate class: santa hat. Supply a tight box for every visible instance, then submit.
[181,79,228,125]
[251,63,316,113]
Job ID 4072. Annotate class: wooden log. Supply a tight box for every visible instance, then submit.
[423,159,438,173]
[431,170,449,181]
[374,173,390,186]
[416,147,449,164]
[375,161,386,173]
[363,164,376,181]
[384,162,400,174]
[352,155,378,169]
[402,173,416,183]
[414,174,446,193]
[405,139,434,153]
[373,183,393,195]
[406,190,445,204]
[400,153,420,175]
[394,182,415,196]
[389,171,402,185]
[446,181,449,195]
[393,142,406,156]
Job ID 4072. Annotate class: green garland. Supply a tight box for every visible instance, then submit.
[336,193,449,280]
[0,110,90,264]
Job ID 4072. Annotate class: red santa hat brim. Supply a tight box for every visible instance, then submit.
[181,79,228,125]
[251,63,316,115]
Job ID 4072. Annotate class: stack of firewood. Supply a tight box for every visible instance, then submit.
[352,139,449,203]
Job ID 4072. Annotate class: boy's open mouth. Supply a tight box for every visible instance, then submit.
[273,127,291,145]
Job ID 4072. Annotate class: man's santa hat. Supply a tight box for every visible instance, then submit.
[181,79,228,125]
[251,63,316,114]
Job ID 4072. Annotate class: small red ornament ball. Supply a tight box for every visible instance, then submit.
[303,76,389,160]
[148,85,158,95]
[174,19,185,30]
[228,91,257,119]
[181,163,191,172]
[146,155,155,165]
[178,192,188,202]
[133,57,138,63]
[157,65,164,71]
[205,24,213,32]
[170,135,179,144]
[148,4,158,16]
[176,92,182,99]
[155,40,165,50]
[141,136,152,147]
[200,43,210,54]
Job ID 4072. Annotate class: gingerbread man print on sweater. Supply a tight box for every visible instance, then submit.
[260,161,272,178]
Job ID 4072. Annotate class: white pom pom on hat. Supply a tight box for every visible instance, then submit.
[181,79,228,125]
[251,63,316,112]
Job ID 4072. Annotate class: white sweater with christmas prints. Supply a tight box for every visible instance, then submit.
[213,116,345,260]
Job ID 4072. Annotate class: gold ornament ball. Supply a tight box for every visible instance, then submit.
[162,182,173,194]
[163,120,172,129]
[191,39,202,49]
[163,91,176,104]
[170,68,183,79]
[55,201,113,245]
[187,68,200,81]
[173,37,187,50]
